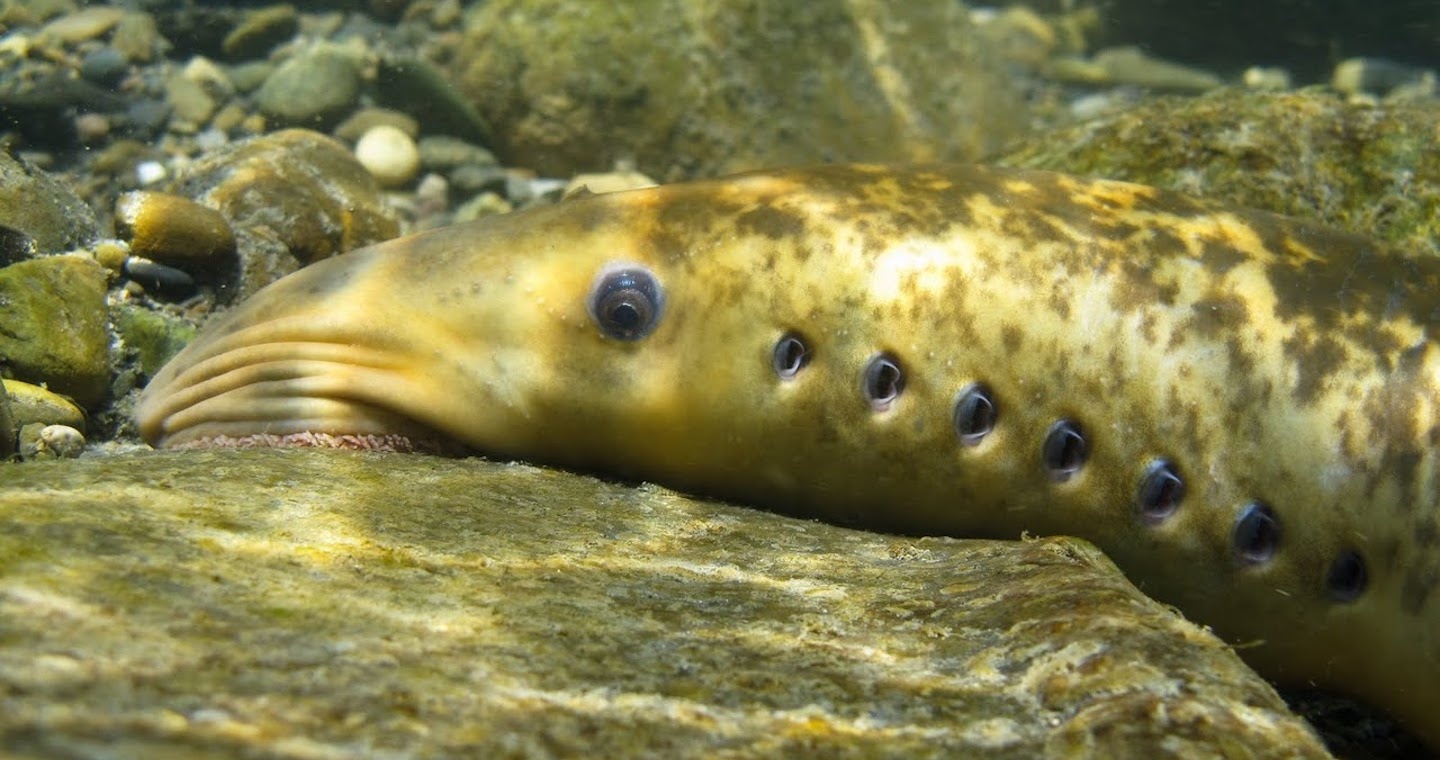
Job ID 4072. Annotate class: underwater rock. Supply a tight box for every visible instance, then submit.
[0,450,1332,758]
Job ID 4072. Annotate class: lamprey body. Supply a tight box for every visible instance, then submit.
[136,164,1440,748]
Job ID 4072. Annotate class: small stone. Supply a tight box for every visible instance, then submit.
[0,378,86,431]
[74,112,111,143]
[414,173,449,213]
[210,102,247,133]
[225,61,273,94]
[183,56,235,100]
[92,239,129,271]
[111,11,164,63]
[18,423,85,460]
[255,45,362,129]
[562,170,657,199]
[453,191,512,223]
[1333,57,1436,98]
[1092,46,1222,92]
[79,47,129,86]
[333,108,419,143]
[37,7,124,45]
[354,125,420,188]
[135,160,168,185]
[222,3,298,60]
[115,190,237,272]
[1242,67,1292,91]
[122,256,199,301]
[448,162,508,195]
[165,73,216,125]
[125,99,173,138]
[239,113,266,135]
[417,135,497,170]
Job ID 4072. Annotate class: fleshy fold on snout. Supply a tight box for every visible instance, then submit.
[136,320,455,453]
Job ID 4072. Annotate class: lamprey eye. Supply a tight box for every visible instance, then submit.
[952,383,997,446]
[1137,459,1184,524]
[862,353,905,411]
[589,264,664,341]
[1232,502,1282,565]
[1042,419,1087,482]
[1326,550,1368,603]
[772,333,810,379]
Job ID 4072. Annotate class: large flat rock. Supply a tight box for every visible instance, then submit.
[0,450,1330,758]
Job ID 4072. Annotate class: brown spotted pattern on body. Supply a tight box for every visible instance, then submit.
[136,164,1440,749]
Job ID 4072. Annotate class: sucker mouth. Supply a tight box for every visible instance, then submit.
[166,430,457,454]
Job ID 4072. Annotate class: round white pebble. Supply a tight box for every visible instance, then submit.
[135,160,168,185]
[355,125,421,188]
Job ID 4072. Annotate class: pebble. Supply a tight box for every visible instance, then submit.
[125,99,174,138]
[562,171,657,199]
[37,6,124,45]
[354,125,420,188]
[333,108,419,143]
[80,47,130,86]
[92,239,130,272]
[115,190,237,272]
[1333,57,1436,98]
[165,73,216,125]
[222,3,299,60]
[135,160,168,185]
[255,45,362,129]
[19,423,86,460]
[210,103,247,134]
[122,256,198,301]
[1049,46,1223,93]
[226,61,273,93]
[452,191,512,223]
[1243,67,1293,91]
[74,112,111,143]
[448,162,508,195]
[183,56,236,100]
[111,10,163,63]
[417,136,496,170]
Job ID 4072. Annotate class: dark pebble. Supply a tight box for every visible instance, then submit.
[80,48,130,87]
[123,256,198,300]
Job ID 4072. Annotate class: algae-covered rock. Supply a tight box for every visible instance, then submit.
[0,255,110,407]
[0,378,85,431]
[0,450,1331,758]
[109,301,197,380]
[999,89,1440,257]
[167,128,400,302]
[0,149,99,255]
[452,0,1028,179]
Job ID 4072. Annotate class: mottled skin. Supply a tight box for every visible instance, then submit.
[137,164,1440,749]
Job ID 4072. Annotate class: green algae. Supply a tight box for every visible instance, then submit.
[999,89,1440,258]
